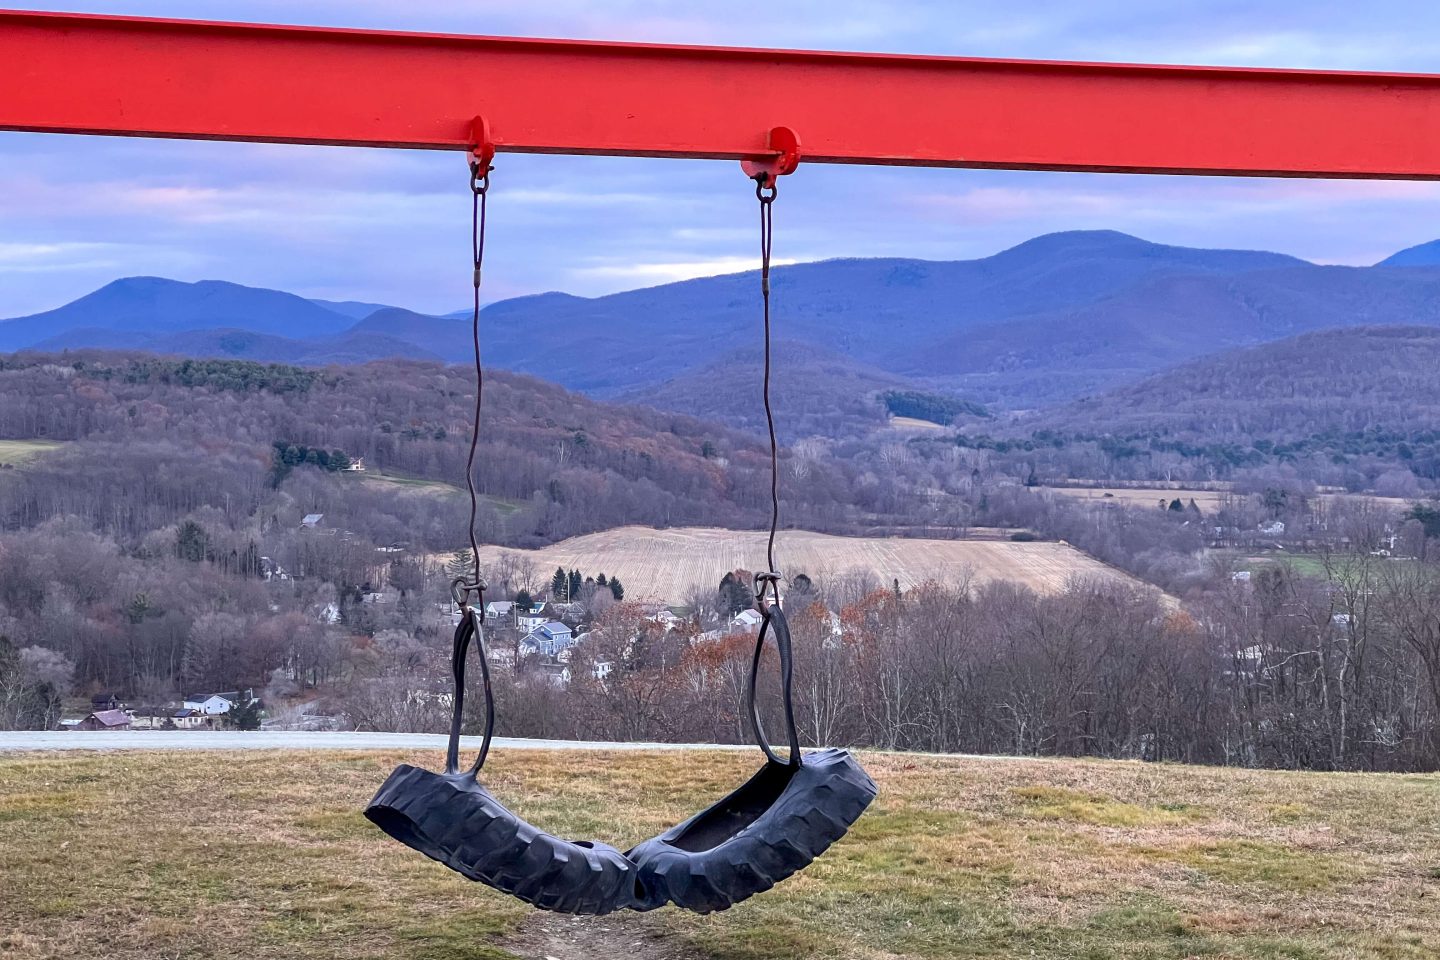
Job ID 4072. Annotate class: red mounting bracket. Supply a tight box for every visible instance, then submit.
[468,115,495,171]
[740,126,801,183]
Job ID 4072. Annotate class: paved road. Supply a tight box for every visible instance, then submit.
[0,730,754,753]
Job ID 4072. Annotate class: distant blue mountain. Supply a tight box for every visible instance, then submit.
[0,277,356,352]
[444,230,1312,397]
[1376,239,1440,267]
[307,297,400,319]
[16,230,1440,412]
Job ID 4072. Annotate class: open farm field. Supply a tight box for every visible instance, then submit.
[0,439,65,465]
[887,415,948,431]
[352,471,524,514]
[2,748,1437,960]
[1048,484,1414,513]
[472,525,1148,602]
[1046,486,1233,510]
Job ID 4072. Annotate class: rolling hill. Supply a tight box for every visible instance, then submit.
[1031,325,1440,441]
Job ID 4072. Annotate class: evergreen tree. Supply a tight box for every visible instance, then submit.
[551,566,567,599]
[609,578,624,601]
[226,697,264,731]
[719,572,751,617]
[1168,498,1185,513]
[176,520,210,563]
[596,573,608,587]
[568,569,583,600]
[515,589,533,610]
[446,549,474,582]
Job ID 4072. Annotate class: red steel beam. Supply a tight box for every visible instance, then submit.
[3,9,1440,178]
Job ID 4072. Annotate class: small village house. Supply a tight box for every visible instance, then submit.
[77,709,131,731]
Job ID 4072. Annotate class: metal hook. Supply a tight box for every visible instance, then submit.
[451,576,487,608]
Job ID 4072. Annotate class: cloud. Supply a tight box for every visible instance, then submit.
[571,256,798,286]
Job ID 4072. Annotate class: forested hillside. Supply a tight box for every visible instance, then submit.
[974,326,1440,490]
[0,352,785,549]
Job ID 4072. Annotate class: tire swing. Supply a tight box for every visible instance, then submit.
[364,151,640,916]
[365,131,876,916]
[625,169,878,914]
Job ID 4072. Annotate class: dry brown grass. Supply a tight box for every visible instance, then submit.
[0,440,64,466]
[2,749,1438,960]
[470,526,1144,603]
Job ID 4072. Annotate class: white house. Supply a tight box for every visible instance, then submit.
[484,601,515,623]
[185,693,236,715]
[516,607,550,632]
[184,690,255,715]
[731,609,764,631]
[130,707,209,730]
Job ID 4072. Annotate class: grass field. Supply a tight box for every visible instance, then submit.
[1046,486,1233,511]
[2,748,1438,960]
[1047,485,1413,514]
[888,416,947,432]
[353,472,524,515]
[0,440,64,465]
[472,526,1144,602]
[1232,554,1339,578]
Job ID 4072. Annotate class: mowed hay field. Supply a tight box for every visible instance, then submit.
[474,526,1141,601]
[3,748,1439,960]
[0,440,64,465]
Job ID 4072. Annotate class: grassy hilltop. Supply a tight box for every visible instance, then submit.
[1,749,1438,960]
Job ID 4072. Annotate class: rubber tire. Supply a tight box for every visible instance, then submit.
[627,748,877,914]
[365,763,640,916]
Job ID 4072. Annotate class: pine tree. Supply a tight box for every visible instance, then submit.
[609,578,624,601]
[568,569,583,600]
[446,549,474,581]
[226,696,264,731]
[596,573,608,587]
[176,520,210,563]
[551,566,567,599]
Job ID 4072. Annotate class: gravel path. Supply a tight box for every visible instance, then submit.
[0,730,754,752]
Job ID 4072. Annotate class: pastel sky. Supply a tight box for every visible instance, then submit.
[5,0,1440,317]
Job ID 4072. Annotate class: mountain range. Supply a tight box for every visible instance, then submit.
[5,230,1440,424]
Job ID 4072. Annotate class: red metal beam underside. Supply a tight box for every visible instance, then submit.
[3,9,1440,178]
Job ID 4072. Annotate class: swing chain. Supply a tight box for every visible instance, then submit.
[753,170,782,605]
[459,158,493,606]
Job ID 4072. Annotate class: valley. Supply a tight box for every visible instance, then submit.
[5,229,1440,773]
